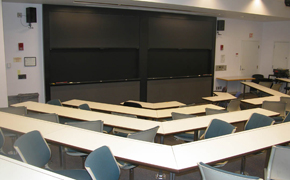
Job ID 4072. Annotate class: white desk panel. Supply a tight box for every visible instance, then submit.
[0,155,74,180]
[202,92,237,102]
[0,111,66,135]
[241,96,281,106]
[62,99,159,118]
[45,126,178,172]
[12,101,163,134]
[173,122,290,171]
[241,82,287,97]
[161,108,279,135]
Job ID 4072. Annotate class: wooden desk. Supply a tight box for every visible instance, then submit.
[12,101,163,134]
[0,111,287,180]
[156,104,224,119]
[202,92,237,102]
[173,122,290,172]
[161,108,279,136]
[63,99,159,119]
[62,99,224,119]
[120,100,186,109]
[217,76,255,82]
[241,82,287,97]
[0,155,74,180]
[217,76,255,92]
[276,78,290,83]
[241,96,281,106]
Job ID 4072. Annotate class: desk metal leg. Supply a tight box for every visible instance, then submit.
[243,84,246,99]
[193,130,198,141]
[240,156,246,174]
[170,172,175,180]
[160,135,164,144]
[156,170,166,179]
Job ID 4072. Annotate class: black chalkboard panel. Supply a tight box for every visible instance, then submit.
[49,12,139,48]
[49,49,139,83]
[148,17,213,49]
[148,49,211,78]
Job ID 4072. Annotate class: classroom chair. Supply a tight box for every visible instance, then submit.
[205,108,228,115]
[264,146,290,180]
[262,101,286,122]
[123,101,142,108]
[111,112,138,137]
[227,99,241,112]
[198,162,262,180]
[85,146,120,180]
[171,112,199,142]
[78,103,113,134]
[0,128,21,160]
[280,96,290,114]
[63,120,104,169]
[240,113,274,175]
[118,126,160,180]
[46,99,62,106]
[14,130,91,180]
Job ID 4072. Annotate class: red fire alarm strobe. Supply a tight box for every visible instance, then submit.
[18,43,24,51]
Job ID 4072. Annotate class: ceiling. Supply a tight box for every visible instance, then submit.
[2,0,290,22]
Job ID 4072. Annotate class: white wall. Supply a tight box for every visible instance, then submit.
[214,18,263,93]
[260,21,290,76]
[3,2,44,103]
[0,0,8,107]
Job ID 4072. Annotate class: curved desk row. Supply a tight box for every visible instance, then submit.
[12,101,279,142]
[61,99,224,119]
[0,111,289,180]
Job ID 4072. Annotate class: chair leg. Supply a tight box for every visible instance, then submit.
[81,156,87,169]
[240,156,246,174]
[129,168,134,180]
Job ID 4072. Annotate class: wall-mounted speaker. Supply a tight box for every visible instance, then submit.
[217,20,225,31]
[285,0,290,6]
[26,7,37,23]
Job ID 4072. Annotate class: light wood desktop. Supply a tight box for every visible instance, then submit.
[12,101,163,134]
[202,92,237,102]
[120,100,186,109]
[161,108,279,136]
[62,99,224,119]
[0,111,288,180]
[173,122,290,172]
[12,102,278,138]
[240,82,289,106]
[217,76,255,92]
[0,155,75,180]
[241,82,287,97]
[276,78,290,83]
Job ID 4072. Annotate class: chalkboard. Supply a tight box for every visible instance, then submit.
[49,49,139,83]
[148,49,211,78]
[49,11,139,48]
[148,17,214,49]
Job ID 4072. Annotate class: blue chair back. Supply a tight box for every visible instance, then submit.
[198,162,262,180]
[127,126,159,142]
[0,106,27,115]
[14,130,51,167]
[85,146,120,180]
[26,113,60,123]
[0,128,4,151]
[47,99,62,106]
[283,113,290,123]
[204,119,236,139]
[245,113,274,130]
[205,108,228,115]
[123,101,142,108]
[78,103,91,111]
[171,112,196,120]
[66,120,103,133]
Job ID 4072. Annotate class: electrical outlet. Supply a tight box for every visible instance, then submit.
[17,13,22,18]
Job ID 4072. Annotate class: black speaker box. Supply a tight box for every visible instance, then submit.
[26,7,37,23]
[217,20,225,31]
[285,0,290,6]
